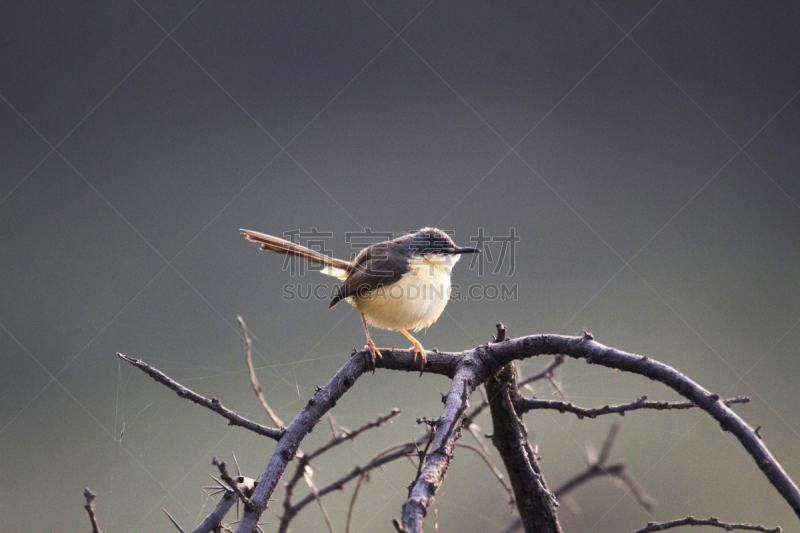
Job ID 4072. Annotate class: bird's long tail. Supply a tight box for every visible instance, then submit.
[240,229,350,278]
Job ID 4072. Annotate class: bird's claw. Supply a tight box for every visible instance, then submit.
[411,341,427,377]
[365,340,382,374]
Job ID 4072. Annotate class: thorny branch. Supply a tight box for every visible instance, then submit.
[189,476,258,533]
[484,326,561,533]
[120,325,797,533]
[117,353,283,440]
[514,395,751,419]
[213,458,254,510]
[485,331,800,520]
[629,516,781,533]
[278,409,404,533]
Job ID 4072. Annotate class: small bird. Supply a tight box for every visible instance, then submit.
[241,228,479,375]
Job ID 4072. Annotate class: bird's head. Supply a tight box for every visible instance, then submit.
[403,228,480,267]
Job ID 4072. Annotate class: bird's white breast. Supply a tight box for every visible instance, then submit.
[353,254,459,331]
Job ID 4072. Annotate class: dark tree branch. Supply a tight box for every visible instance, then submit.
[126,326,800,532]
[236,347,454,533]
[117,353,284,440]
[399,355,477,532]
[464,354,565,427]
[515,395,750,419]
[83,488,102,533]
[630,516,780,533]
[501,423,654,533]
[484,332,800,518]
[486,362,561,533]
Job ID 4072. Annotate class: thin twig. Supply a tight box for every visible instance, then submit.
[281,408,403,521]
[515,395,751,419]
[118,353,283,440]
[517,354,565,388]
[238,316,284,428]
[629,516,780,533]
[554,422,654,510]
[282,443,417,529]
[345,474,367,533]
[83,488,102,533]
[455,442,514,504]
[596,421,620,465]
[306,409,401,463]
[232,452,242,477]
[465,423,493,461]
[305,471,337,533]
[327,412,340,438]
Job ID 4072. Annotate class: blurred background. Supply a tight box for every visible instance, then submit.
[2,2,799,531]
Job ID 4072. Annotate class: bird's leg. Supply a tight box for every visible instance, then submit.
[400,329,426,377]
[361,313,382,373]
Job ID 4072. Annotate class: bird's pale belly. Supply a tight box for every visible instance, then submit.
[351,262,452,332]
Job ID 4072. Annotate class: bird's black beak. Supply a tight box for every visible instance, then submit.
[450,247,480,254]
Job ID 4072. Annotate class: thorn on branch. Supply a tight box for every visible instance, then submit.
[213,457,255,510]
[163,508,186,533]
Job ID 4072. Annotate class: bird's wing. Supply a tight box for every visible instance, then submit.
[329,242,407,308]
[240,229,350,276]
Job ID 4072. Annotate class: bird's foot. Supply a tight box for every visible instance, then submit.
[364,339,382,374]
[410,340,427,377]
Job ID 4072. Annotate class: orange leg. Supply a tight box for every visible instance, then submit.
[361,314,382,373]
[400,329,426,377]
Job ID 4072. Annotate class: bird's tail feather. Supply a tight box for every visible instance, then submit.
[240,229,350,277]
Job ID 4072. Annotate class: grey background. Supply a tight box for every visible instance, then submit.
[2,1,799,532]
